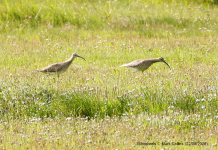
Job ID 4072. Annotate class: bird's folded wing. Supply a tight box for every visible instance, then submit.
[37,63,63,72]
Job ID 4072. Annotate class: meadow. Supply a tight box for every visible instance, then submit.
[0,0,218,149]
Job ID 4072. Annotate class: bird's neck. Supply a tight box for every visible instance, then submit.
[151,58,161,63]
[67,55,75,62]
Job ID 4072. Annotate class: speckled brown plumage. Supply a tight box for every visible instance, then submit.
[35,53,85,77]
[120,57,170,72]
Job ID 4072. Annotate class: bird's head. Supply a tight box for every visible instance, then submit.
[72,53,86,61]
[158,57,170,69]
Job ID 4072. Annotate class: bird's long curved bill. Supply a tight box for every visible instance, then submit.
[163,60,170,69]
[78,55,86,61]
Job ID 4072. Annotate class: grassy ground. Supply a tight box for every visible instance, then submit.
[1,115,217,149]
[0,0,218,149]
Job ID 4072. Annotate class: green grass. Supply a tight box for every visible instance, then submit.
[0,0,218,149]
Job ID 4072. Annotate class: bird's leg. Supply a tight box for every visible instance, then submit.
[53,72,59,83]
[141,71,147,77]
[143,71,150,76]
[56,74,60,87]
[139,71,144,83]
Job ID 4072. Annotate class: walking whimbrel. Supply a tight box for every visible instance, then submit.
[34,53,86,77]
[120,57,170,72]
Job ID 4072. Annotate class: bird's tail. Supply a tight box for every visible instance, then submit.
[120,64,139,72]
[120,64,128,67]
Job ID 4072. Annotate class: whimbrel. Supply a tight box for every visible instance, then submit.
[120,57,170,72]
[34,53,86,77]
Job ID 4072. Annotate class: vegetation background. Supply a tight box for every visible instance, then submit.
[0,0,218,149]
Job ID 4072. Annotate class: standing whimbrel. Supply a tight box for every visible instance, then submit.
[34,53,86,77]
[120,57,170,72]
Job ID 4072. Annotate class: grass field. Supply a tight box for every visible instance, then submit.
[0,0,218,149]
